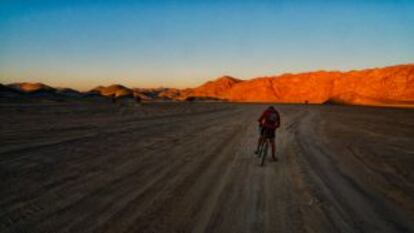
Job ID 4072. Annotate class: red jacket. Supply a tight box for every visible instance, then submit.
[258,108,280,130]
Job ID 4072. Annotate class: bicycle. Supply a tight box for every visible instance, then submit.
[257,127,273,167]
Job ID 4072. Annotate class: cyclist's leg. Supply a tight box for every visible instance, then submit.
[260,138,269,166]
[270,139,278,161]
[269,129,277,161]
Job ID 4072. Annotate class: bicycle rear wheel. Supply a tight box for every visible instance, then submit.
[260,141,268,166]
[257,139,264,158]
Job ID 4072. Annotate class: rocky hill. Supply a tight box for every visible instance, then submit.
[179,76,242,99]
[89,84,134,98]
[8,82,55,93]
[2,64,413,107]
[179,64,414,107]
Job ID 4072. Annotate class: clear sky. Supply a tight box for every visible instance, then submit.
[0,0,413,90]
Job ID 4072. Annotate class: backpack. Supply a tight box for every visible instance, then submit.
[266,110,278,124]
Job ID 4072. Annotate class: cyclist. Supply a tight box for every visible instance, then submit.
[255,106,281,161]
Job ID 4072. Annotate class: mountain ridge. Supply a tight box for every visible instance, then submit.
[177,64,414,106]
[2,64,413,107]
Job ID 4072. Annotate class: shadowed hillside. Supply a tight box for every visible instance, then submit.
[4,83,83,100]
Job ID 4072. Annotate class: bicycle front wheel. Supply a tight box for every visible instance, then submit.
[260,141,268,166]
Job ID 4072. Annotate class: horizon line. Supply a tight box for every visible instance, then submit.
[2,62,413,92]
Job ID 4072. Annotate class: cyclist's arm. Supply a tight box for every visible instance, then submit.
[275,111,281,128]
[257,111,266,126]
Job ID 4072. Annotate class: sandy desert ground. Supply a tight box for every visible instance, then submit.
[0,102,413,233]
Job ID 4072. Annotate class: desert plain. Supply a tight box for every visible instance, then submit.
[0,101,413,233]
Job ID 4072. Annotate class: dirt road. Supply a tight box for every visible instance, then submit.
[0,102,413,233]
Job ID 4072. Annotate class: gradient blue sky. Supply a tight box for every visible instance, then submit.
[1,0,413,90]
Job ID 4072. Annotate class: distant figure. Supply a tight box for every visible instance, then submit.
[305,100,309,104]
[111,95,116,103]
[186,96,196,102]
[135,96,141,103]
[255,106,281,161]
